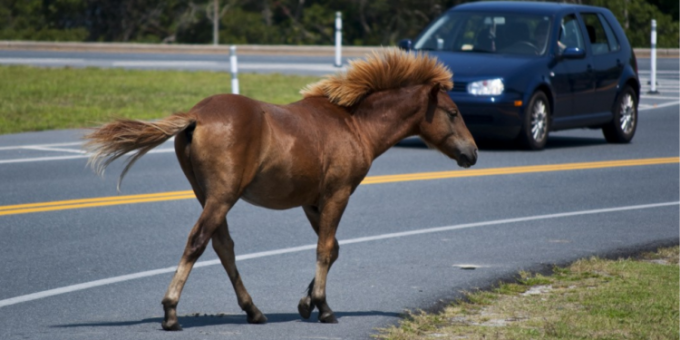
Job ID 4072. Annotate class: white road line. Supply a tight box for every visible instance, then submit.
[0,148,175,165]
[638,70,680,74]
[0,201,676,309]
[640,95,680,100]
[114,62,342,72]
[643,86,680,89]
[0,58,85,64]
[112,61,220,67]
[641,83,679,87]
[0,137,173,152]
[0,57,341,72]
[239,64,345,72]
[639,101,680,111]
[640,77,680,81]
[0,154,89,164]
[22,146,87,154]
[0,142,83,151]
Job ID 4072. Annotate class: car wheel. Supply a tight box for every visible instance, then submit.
[603,86,637,143]
[518,91,550,150]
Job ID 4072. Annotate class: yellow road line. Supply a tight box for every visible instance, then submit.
[1,157,677,217]
[361,157,679,184]
[0,190,193,211]
[0,194,197,216]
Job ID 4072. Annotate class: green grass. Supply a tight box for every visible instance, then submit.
[0,65,321,134]
[376,247,679,340]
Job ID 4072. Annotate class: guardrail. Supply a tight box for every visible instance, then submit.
[0,40,677,58]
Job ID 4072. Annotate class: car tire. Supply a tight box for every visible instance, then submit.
[603,86,637,143]
[518,91,550,150]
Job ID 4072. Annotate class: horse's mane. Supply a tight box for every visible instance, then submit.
[300,48,453,107]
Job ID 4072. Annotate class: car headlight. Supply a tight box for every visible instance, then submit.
[467,78,504,96]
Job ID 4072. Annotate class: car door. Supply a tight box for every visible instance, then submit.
[581,12,622,118]
[550,13,594,127]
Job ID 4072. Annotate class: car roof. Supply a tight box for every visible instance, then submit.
[450,1,607,15]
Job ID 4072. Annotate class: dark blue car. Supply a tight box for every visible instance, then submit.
[400,1,640,150]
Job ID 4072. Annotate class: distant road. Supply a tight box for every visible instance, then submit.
[0,49,348,75]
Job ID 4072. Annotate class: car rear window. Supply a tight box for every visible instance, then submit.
[581,12,620,55]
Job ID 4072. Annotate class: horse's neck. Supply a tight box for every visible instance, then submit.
[352,87,425,159]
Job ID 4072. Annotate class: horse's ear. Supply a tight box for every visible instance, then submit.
[429,83,441,101]
[425,83,441,122]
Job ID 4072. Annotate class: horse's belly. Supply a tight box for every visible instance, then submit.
[241,175,318,210]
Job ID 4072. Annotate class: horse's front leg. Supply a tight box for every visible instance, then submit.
[298,206,340,321]
[299,189,350,323]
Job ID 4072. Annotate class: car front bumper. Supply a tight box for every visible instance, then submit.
[448,91,524,140]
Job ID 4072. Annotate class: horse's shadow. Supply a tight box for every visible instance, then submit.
[51,311,400,329]
[396,135,607,151]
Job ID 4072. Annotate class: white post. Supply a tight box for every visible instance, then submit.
[648,19,658,94]
[335,12,342,68]
[230,45,239,95]
[213,0,219,46]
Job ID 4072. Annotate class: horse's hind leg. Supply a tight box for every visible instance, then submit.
[163,122,263,329]
[161,199,232,330]
[212,220,267,323]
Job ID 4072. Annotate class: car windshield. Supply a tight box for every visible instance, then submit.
[414,11,552,56]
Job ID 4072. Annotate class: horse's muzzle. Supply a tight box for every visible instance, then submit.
[456,148,478,168]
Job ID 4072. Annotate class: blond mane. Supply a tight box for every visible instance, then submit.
[300,48,453,107]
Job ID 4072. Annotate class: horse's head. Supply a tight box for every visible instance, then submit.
[418,84,478,168]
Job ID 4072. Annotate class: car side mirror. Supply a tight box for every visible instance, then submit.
[398,39,412,51]
[560,47,585,59]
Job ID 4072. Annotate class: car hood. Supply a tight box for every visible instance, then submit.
[422,51,538,81]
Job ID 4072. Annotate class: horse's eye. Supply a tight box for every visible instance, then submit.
[447,109,458,117]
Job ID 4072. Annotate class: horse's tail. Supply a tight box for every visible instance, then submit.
[84,112,196,190]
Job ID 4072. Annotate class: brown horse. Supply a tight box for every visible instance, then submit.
[84,49,477,330]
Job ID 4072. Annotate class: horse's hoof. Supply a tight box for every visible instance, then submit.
[298,297,313,319]
[161,320,182,331]
[247,312,268,324]
[319,312,338,324]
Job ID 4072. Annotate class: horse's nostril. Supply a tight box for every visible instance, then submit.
[459,149,477,167]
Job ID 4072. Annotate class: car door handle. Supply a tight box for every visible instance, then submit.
[587,64,593,72]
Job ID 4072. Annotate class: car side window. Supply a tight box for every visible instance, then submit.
[558,14,584,53]
[581,12,616,55]
[598,13,620,52]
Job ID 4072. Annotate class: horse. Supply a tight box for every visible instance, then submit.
[84,49,478,330]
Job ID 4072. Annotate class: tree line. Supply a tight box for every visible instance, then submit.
[0,0,677,47]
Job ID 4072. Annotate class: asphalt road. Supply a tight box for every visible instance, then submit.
[0,55,678,340]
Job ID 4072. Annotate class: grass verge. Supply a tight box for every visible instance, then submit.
[376,246,679,340]
[0,65,321,135]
